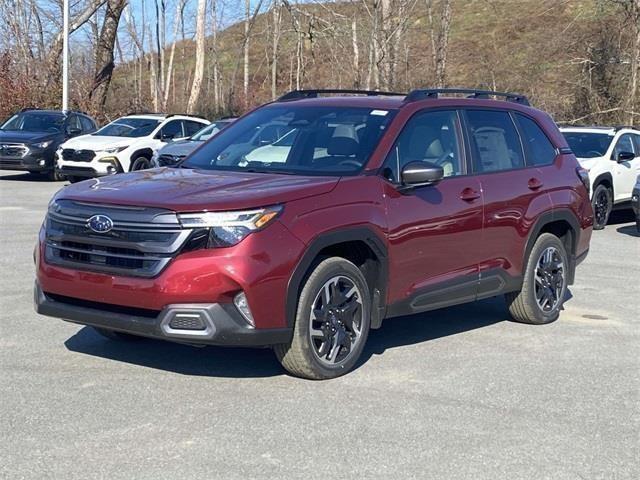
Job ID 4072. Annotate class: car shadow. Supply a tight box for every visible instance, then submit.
[0,172,52,182]
[608,209,635,225]
[616,224,639,237]
[357,296,507,367]
[64,296,512,379]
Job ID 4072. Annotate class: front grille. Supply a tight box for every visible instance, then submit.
[61,148,96,162]
[0,143,28,158]
[44,199,193,277]
[158,154,185,166]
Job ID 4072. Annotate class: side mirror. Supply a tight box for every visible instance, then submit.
[616,151,635,162]
[67,127,81,137]
[400,161,444,189]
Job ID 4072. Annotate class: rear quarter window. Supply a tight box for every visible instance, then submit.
[515,114,557,166]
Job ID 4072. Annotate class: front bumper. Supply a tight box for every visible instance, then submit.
[0,150,54,172]
[34,282,291,346]
[56,152,120,178]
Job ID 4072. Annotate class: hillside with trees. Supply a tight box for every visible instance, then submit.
[0,0,638,126]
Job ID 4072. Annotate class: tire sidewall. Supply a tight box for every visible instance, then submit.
[524,234,569,324]
[293,258,371,379]
[592,184,612,230]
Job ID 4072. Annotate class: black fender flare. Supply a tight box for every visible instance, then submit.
[523,209,581,285]
[591,172,614,197]
[129,148,154,171]
[285,227,389,328]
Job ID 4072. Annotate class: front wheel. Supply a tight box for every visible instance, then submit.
[274,257,371,380]
[506,233,569,325]
[46,169,65,181]
[131,156,151,171]
[592,184,612,230]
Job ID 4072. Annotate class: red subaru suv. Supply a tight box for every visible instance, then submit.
[35,89,593,379]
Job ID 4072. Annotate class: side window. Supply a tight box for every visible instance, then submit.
[185,120,205,137]
[633,134,640,153]
[466,110,525,173]
[159,120,183,140]
[66,114,81,133]
[382,110,463,183]
[79,116,95,133]
[515,114,557,166]
[613,134,635,158]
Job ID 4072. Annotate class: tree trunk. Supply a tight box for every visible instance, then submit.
[187,0,207,114]
[244,0,251,106]
[88,0,128,117]
[271,0,281,100]
[162,0,186,110]
[352,17,360,88]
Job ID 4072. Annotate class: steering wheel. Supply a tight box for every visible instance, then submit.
[586,150,602,157]
[338,160,362,168]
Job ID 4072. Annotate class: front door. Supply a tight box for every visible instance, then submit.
[381,109,483,314]
[611,133,640,202]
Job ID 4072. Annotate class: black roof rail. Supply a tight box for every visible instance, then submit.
[404,88,530,106]
[613,125,637,132]
[126,111,166,116]
[277,89,406,101]
[165,113,210,121]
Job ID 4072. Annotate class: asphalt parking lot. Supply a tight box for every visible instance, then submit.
[0,170,638,480]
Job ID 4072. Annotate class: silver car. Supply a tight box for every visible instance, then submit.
[151,118,236,168]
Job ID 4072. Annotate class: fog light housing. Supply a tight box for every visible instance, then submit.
[234,292,254,326]
[38,159,46,166]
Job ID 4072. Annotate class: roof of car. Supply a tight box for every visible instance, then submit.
[559,126,639,135]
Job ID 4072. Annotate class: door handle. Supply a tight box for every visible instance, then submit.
[460,187,481,202]
[528,178,543,190]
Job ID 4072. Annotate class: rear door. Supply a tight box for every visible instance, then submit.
[463,109,552,294]
[381,109,484,313]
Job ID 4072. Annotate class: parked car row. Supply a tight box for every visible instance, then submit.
[0,109,236,182]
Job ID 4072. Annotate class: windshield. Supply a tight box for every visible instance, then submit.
[562,131,614,158]
[94,117,161,138]
[1,112,65,133]
[191,121,232,141]
[182,106,396,175]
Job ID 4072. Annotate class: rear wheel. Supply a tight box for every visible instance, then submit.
[592,184,612,230]
[93,327,143,342]
[274,257,371,380]
[131,156,151,171]
[506,233,569,325]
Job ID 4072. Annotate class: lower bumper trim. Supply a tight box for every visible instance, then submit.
[34,282,292,347]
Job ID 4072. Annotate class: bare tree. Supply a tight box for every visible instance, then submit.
[89,0,128,116]
[271,0,282,99]
[187,0,207,113]
[427,0,453,88]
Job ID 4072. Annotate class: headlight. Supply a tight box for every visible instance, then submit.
[178,206,282,248]
[100,145,128,154]
[33,140,53,149]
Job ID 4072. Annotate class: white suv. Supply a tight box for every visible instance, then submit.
[56,114,209,182]
[560,126,640,229]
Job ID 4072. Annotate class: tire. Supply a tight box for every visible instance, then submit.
[131,156,151,171]
[93,327,143,342]
[67,176,83,184]
[505,233,569,325]
[46,169,65,181]
[591,183,612,230]
[274,257,372,380]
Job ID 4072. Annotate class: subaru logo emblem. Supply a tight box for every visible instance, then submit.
[87,214,113,233]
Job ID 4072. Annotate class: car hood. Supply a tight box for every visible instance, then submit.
[0,130,60,144]
[62,135,131,150]
[57,167,340,212]
[575,156,603,171]
[157,140,202,157]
